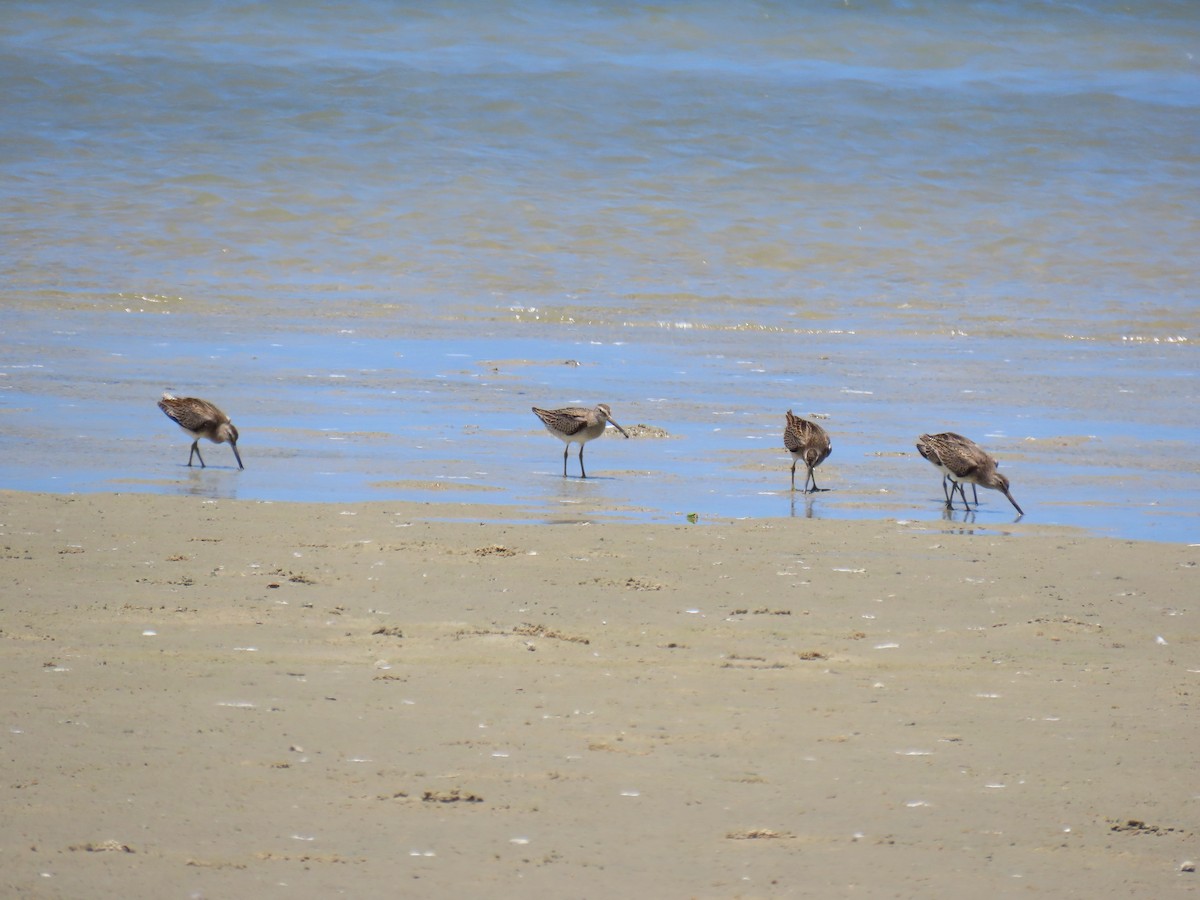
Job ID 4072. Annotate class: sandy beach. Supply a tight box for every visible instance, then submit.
[1,490,1196,897]
[5,5,1197,896]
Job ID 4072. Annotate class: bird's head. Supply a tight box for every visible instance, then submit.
[596,404,629,438]
[989,471,1023,515]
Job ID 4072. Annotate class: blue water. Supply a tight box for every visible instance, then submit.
[2,1,1197,541]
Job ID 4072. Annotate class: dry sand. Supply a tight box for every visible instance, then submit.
[1,490,1196,898]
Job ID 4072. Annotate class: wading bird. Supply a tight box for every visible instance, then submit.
[532,404,628,478]
[784,410,832,493]
[916,431,1021,515]
[158,392,243,469]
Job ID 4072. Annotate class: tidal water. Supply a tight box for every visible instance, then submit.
[2,1,1197,541]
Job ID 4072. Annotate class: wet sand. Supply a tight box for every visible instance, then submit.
[2,304,1197,543]
[1,490,1196,897]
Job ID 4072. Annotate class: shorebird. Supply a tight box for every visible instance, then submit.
[915,432,979,507]
[784,410,832,493]
[158,392,243,469]
[915,432,975,508]
[916,432,1021,515]
[532,404,628,478]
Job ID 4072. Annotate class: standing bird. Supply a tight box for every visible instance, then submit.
[916,432,1021,515]
[916,433,978,507]
[916,432,979,508]
[532,404,628,478]
[158,392,244,470]
[784,410,833,493]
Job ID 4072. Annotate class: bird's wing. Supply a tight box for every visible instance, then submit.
[935,440,985,479]
[783,416,810,453]
[534,407,591,436]
[159,397,225,431]
[785,418,828,455]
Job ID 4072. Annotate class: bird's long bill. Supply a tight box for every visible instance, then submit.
[608,419,629,438]
[1004,490,1023,516]
[231,442,244,470]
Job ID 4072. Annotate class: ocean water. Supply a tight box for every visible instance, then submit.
[2,1,1197,541]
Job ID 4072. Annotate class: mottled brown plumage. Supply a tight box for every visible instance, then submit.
[916,432,1021,515]
[532,403,628,478]
[784,410,832,493]
[158,392,243,469]
[916,432,975,507]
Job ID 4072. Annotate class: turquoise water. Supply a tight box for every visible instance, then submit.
[2,1,1197,541]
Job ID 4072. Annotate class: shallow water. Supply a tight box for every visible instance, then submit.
[1,1,1197,541]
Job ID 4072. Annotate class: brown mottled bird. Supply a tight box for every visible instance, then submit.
[532,404,628,478]
[784,410,832,493]
[916,432,1021,515]
[158,392,243,469]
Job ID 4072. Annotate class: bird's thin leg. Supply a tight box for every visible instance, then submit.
[971,484,979,506]
[790,461,797,491]
[561,445,568,478]
[807,465,819,493]
[953,481,970,509]
[941,476,954,508]
[189,440,206,468]
[578,444,587,479]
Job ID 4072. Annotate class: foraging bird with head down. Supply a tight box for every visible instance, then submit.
[532,403,628,478]
[784,409,832,493]
[916,431,1021,515]
[158,392,243,470]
